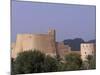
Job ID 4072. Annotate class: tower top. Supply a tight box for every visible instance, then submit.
[48,28,55,33]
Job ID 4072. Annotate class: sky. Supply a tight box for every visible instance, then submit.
[11,0,96,42]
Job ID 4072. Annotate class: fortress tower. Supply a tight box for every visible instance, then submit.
[48,29,57,54]
[48,28,56,41]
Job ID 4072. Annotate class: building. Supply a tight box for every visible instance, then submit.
[80,43,96,61]
[56,42,71,58]
[12,29,96,60]
[11,29,71,58]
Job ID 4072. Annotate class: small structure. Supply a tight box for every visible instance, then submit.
[56,42,71,58]
[80,43,95,61]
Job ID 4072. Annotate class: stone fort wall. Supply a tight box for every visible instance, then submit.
[12,29,57,58]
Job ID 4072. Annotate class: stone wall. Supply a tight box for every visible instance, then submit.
[11,29,56,58]
[56,42,71,58]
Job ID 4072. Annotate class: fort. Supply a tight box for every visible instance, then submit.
[11,29,71,58]
[11,29,95,61]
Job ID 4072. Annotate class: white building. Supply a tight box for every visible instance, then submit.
[81,43,95,61]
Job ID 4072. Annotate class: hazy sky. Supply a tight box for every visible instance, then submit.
[11,1,96,42]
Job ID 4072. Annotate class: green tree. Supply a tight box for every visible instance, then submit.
[11,58,15,75]
[64,53,82,70]
[41,55,58,72]
[83,55,96,69]
[14,50,45,74]
[57,61,69,71]
[13,50,59,74]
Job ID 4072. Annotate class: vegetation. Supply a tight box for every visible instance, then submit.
[12,50,58,75]
[11,58,15,75]
[11,50,96,75]
[82,55,96,69]
[64,53,82,70]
